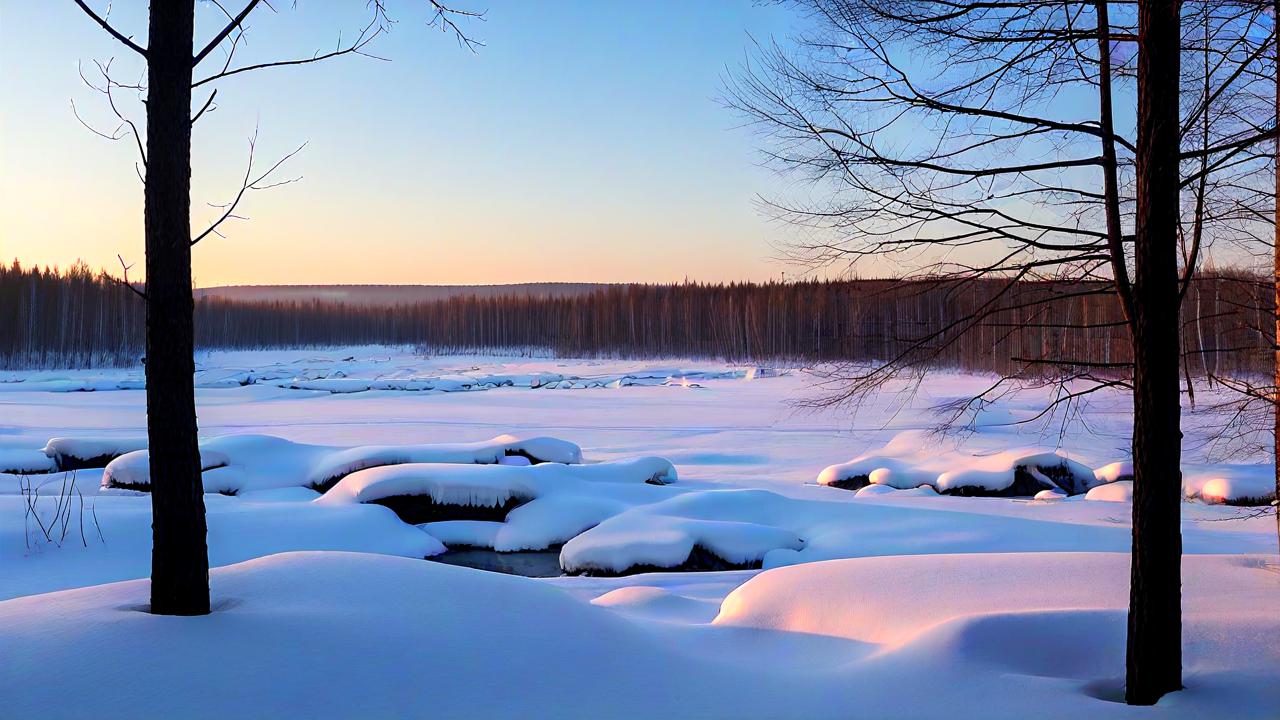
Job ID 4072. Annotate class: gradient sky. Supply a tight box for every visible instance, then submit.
[1,1,808,286]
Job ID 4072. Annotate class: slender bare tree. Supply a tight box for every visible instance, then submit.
[71,0,480,616]
[729,0,1275,704]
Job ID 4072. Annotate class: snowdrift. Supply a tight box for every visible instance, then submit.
[42,436,148,470]
[3,551,1276,719]
[320,458,679,552]
[818,434,1103,497]
[100,433,582,494]
[0,353,786,395]
[816,431,1275,504]
[1184,465,1277,506]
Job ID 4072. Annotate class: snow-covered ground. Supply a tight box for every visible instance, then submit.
[2,348,1276,718]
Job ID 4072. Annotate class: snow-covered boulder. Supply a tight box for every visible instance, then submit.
[819,441,1095,498]
[0,448,57,474]
[317,463,538,522]
[1196,476,1275,506]
[1092,461,1133,487]
[1085,481,1133,503]
[103,446,237,491]
[817,456,935,492]
[560,489,805,576]
[307,434,582,490]
[562,514,803,576]
[43,436,148,470]
[936,452,1096,497]
[322,459,681,549]
[100,433,585,494]
[854,483,898,498]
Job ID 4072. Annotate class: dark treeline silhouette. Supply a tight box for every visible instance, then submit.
[2,260,1272,377]
[0,262,145,369]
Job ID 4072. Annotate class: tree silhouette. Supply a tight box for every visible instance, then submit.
[71,0,480,616]
[728,0,1275,704]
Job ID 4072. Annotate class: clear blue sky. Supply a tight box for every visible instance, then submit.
[1,1,808,285]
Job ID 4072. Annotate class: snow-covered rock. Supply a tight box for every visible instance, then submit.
[561,489,805,575]
[562,514,803,576]
[42,436,148,470]
[853,483,898,497]
[817,455,933,491]
[1092,461,1133,486]
[1085,481,1133,503]
[103,446,236,490]
[0,448,57,474]
[820,436,1097,497]
[1196,475,1275,506]
[307,434,582,490]
[318,462,539,510]
[935,452,1096,497]
[323,459,680,552]
[100,433,584,494]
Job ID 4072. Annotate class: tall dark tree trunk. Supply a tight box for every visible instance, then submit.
[1273,0,1279,553]
[1126,0,1183,705]
[144,2,209,616]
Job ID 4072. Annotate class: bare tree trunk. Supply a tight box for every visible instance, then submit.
[1096,0,1133,322]
[145,2,209,616]
[1274,0,1279,551]
[1126,0,1183,705]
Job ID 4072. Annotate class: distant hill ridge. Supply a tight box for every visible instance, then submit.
[195,283,609,306]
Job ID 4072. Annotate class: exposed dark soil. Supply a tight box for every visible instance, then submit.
[54,453,126,471]
[503,449,557,465]
[827,474,871,492]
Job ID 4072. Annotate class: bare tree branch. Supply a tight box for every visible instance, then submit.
[72,0,147,58]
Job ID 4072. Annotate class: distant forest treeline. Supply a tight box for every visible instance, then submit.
[1,261,1272,376]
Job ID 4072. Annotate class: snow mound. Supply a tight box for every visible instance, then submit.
[5,551,1276,719]
[1093,461,1133,485]
[326,459,680,551]
[100,433,583,494]
[104,446,238,490]
[42,436,148,470]
[562,515,803,576]
[853,483,898,497]
[714,552,1274,654]
[819,434,1098,497]
[1084,481,1133,503]
[1185,466,1276,506]
[1196,476,1276,506]
[817,455,934,491]
[936,452,1097,496]
[915,608,1128,680]
[0,552,721,719]
[561,489,805,575]
[307,434,582,490]
[0,448,57,474]
[589,586,715,622]
[318,462,539,509]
